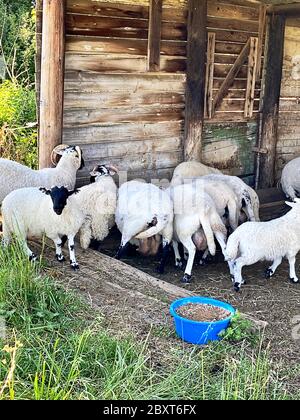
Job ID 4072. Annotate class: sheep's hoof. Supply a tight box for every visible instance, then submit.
[56,254,65,262]
[181,274,192,284]
[265,268,273,279]
[290,277,299,284]
[29,254,37,263]
[175,259,184,270]
[233,282,241,292]
[70,262,79,271]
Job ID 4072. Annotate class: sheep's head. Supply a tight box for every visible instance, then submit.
[39,186,80,215]
[89,164,118,183]
[51,145,85,170]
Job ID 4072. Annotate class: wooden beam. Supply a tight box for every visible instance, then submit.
[205,32,215,119]
[256,4,267,79]
[258,14,285,189]
[147,0,162,72]
[213,38,251,115]
[184,0,207,161]
[267,3,300,17]
[39,0,65,169]
[245,37,258,119]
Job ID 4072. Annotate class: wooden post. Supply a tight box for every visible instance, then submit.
[244,37,258,118]
[39,0,65,169]
[258,14,285,189]
[184,0,207,161]
[147,0,162,72]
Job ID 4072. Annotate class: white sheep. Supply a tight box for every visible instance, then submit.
[280,156,300,200]
[115,180,173,273]
[1,186,85,269]
[225,198,300,292]
[200,174,260,222]
[74,164,118,250]
[0,144,84,204]
[170,183,228,283]
[171,161,222,187]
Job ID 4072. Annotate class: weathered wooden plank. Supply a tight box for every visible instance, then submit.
[256,4,267,79]
[64,72,186,93]
[208,0,259,21]
[65,35,186,57]
[258,14,285,189]
[39,0,65,169]
[267,3,300,17]
[205,32,215,119]
[213,88,260,99]
[63,91,184,108]
[147,0,162,71]
[65,53,186,73]
[245,37,258,118]
[214,63,249,79]
[208,111,259,123]
[207,16,259,33]
[78,150,182,177]
[213,28,258,44]
[213,38,251,115]
[66,0,149,19]
[79,137,182,161]
[63,106,184,126]
[63,121,183,144]
[184,0,207,161]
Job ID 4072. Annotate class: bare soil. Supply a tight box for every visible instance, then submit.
[176,303,231,322]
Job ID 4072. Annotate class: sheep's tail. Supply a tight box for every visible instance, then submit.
[224,234,240,261]
[135,215,168,239]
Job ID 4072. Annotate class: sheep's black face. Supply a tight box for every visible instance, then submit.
[40,186,79,215]
[90,165,110,183]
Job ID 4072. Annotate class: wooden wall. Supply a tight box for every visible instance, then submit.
[37,0,265,185]
[276,22,300,180]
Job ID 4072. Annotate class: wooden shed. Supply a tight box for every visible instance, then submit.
[35,0,300,189]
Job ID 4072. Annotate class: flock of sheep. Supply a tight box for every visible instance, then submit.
[0,144,300,292]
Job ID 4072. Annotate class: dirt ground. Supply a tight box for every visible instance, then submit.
[99,226,300,369]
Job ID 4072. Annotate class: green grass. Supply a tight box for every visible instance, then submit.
[0,243,293,400]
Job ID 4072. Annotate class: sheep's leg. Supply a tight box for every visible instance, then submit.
[68,235,79,270]
[227,200,239,231]
[157,238,170,274]
[180,237,196,284]
[183,246,189,261]
[199,248,209,266]
[173,240,183,269]
[23,241,37,262]
[265,257,282,279]
[232,257,247,292]
[287,254,298,283]
[227,260,235,281]
[53,237,65,262]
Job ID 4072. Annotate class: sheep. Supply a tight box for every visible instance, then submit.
[170,183,228,283]
[73,164,118,250]
[171,161,222,187]
[1,186,85,270]
[199,174,260,222]
[280,157,300,200]
[224,198,300,292]
[0,144,84,204]
[115,180,173,273]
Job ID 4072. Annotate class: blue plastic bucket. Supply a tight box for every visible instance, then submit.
[170,296,235,345]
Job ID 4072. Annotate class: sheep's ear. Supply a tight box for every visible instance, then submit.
[39,187,51,195]
[68,188,80,196]
[89,168,99,177]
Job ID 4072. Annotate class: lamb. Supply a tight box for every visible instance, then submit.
[1,186,85,269]
[73,164,118,250]
[225,198,300,292]
[199,174,260,222]
[170,183,228,283]
[171,161,222,187]
[115,180,173,273]
[280,157,300,200]
[0,144,84,204]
